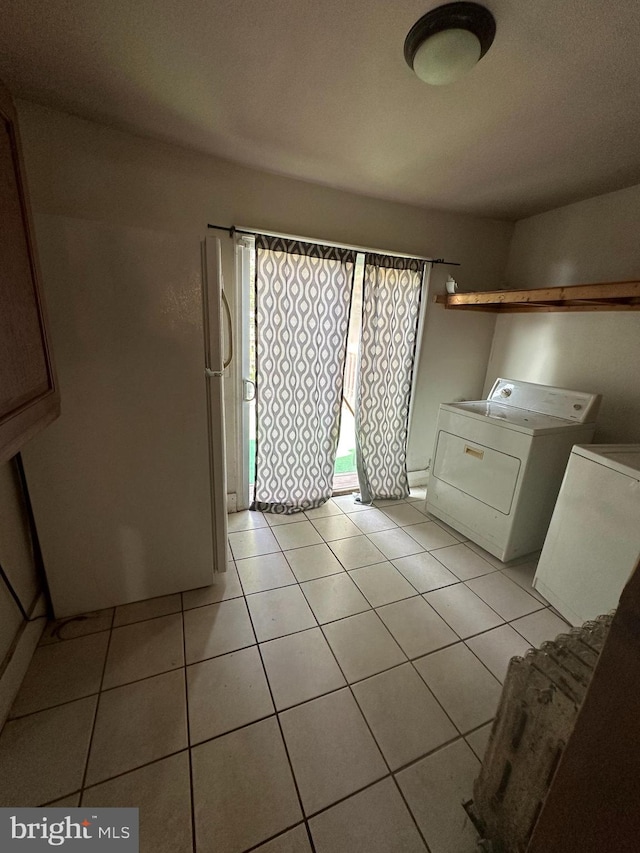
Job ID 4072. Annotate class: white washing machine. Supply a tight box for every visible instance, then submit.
[533,444,640,625]
[426,379,601,562]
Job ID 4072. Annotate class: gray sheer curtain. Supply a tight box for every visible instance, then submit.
[356,253,425,503]
[251,235,356,514]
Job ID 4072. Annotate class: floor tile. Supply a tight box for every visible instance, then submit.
[462,540,508,568]
[182,563,243,608]
[465,540,539,569]
[304,499,344,519]
[260,628,346,710]
[113,593,182,627]
[421,512,467,537]
[397,739,480,853]
[227,509,269,532]
[332,494,370,513]
[266,511,308,526]
[328,535,386,570]
[346,508,397,534]
[425,585,503,639]
[323,611,405,682]
[510,608,571,648]
[373,498,406,507]
[467,625,531,681]
[188,646,274,743]
[310,514,361,541]
[414,643,501,733]
[376,596,458,659]
[103,612,184,689]
[466,572,542,621]
[247,585,316,641]
[184,598,255,663]
[403,522,458,551]
[272,521,323,550]
[368,528,425,560]
[228,527,280,560]
[192,716,301,853]
[39,608,113,644]
[284,543,345,582]
[86,669,187,786]
[236,552,297,594]
[10,632,109,717]
[349,562,417,607]
[466,722,493,761]
[253,825,312,852]
[279,688,386,815]
[501,561,548,604]
[48,793,82,807]
[309,777,426,853]
[353,664,457,770]
[0,696,96,806]
[302,573,371,624]
[392,552,460,593]
[379,503,427,527]
[431,543,496,581]
[82,752,192,853]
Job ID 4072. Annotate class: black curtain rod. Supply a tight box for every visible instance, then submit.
[207,223,460,266]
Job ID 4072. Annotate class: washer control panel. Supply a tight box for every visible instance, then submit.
[488,378,601,423]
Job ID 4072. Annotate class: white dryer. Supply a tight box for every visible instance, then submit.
[426,379,601,562]
[533,444,640,625]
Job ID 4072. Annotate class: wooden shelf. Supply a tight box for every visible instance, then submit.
[434,281,640,313]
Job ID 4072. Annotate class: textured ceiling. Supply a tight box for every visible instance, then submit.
[1,0,639,219]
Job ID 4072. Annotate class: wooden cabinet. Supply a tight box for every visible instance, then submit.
[0,78,59,463]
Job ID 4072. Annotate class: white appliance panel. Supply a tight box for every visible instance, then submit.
[534,445,640,625]
[488,378,601,423]
[427,379,600,562]
[23,216,225,617]
[433,430,521,514]
[440,401,577,435]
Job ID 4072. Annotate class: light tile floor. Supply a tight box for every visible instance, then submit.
[0,492,572,853]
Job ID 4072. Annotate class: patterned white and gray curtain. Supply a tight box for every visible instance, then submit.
[356,254,425,503]
[251,235,356,514]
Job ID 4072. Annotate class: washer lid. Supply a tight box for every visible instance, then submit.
[572,444,640,478]
[487,378,601,424]
[440,400,586,435]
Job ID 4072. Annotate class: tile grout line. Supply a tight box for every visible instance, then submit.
[76,606,116,805]
[46,748,191,804]
[236,554,320,853]
[288,519,500,847]
[295,578,432,851]
[8,576,552,727]
[10,594,555,731]
[10,508,551,847]
[180,602,198,853]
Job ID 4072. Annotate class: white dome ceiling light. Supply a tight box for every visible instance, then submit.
[404,2,496,85]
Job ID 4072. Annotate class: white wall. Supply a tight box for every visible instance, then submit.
[485,183,640,442]
[17,101,513,496]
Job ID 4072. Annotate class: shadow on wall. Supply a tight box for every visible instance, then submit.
[484,311,640,444]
